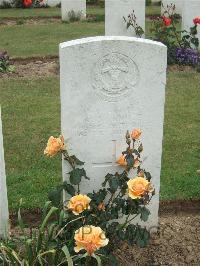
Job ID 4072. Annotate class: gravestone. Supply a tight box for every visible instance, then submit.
[182,0,200,48]
[105,0,145,37]
[61,0,86,22]
[47,0,61,7]
[0,108,9,239]
[161,0,184,16]
[60,36,167,229]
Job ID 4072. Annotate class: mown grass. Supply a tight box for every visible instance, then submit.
[0,5,160,19]
[0,22,105,57]
[1,72,200,210]
[0,6,104,18]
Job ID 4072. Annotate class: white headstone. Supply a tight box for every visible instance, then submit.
[60,36,167,229]
[61,0,86,22]
[47,0,61,7]
[161,0,184,16]
[105,0,145,37]
[0,108,9,239]
[182,0,200,48]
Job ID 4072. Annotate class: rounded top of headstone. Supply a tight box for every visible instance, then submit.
[59,36,166,49]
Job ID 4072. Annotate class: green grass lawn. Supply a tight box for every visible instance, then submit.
[0,6,104,18]
[0,19,169,58]
[0,5,160,19]
[1,72,200,210]
[0,22,104,57]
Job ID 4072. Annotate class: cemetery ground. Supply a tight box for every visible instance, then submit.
[0,4,200,265]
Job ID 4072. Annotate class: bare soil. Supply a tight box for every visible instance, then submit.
[0,15,99,26]
[0,58,197,79]
[0,57,59,78]
[0,17,60,26]
[117,211,200,266]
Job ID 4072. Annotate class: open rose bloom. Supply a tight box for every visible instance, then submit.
[44,135,65,157]
[74,226,109,255]
[116,154,127,166]
[193,17,200,24]
[131,128,142,140]
[67,194,91,215]
[127,177,151,199]
[162,16,172,27]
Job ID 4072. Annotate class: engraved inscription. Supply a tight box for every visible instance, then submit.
[93,52,139,102]
[92,140,117,168]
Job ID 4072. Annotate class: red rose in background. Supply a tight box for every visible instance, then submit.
[162,16,172,27]
[23,0,32,8]
[193,17,200,25]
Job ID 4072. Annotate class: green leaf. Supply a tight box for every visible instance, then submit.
[109,177,119,193]
[108,254,118,266]
[69,168,89,185]
[63,182,76,196]
[92,254,102,266]
[140,207,150,222]
[62,245,74,266]
[40,207,58,232]
[18,199,25,234]
[70,155,85,166]
[48,188,62,207]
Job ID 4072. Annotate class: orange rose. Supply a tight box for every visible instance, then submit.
[44,135,65,157]
[74,226,109,255]
[117,154,127,166]
[98,202,105,211]
[131,129,142,140]
[127,177,150,199]
[67,194,91,215]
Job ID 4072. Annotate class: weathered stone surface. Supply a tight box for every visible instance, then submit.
[60,36,167,229]
[47,0,61,7]
[182,0,200,48]
[0,108,9,239]
[105,0,145,37]
[61,0,86,21]
[161,0,184,16]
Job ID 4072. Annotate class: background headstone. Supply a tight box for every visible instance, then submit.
[61,0,86,22]
[0,107,9,239]
[47,0,61,7]
[161,0,184,16]
[105,0,145,37]
[182,0,200,48]
[60,36,167,229]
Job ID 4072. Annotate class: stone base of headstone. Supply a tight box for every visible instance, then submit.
[61,0,86,22]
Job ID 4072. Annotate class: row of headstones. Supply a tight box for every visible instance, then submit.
[61,0,200,42]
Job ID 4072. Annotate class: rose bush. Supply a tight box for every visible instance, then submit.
[45,129,154,265]
[0,130,154,265]
[149,3,199,68]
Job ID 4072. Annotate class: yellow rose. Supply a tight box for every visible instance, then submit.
[74,225,109,255]
[44,135,65,157]
[131,128,142,140]
[127,177,150,199]
[116,154,127,166]
[67,194,91,215]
